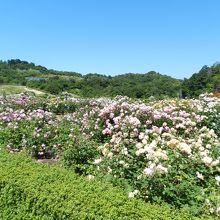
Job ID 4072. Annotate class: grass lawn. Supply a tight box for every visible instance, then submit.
[0,84,45,95]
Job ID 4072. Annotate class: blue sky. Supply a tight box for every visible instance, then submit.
[1,0,220,78]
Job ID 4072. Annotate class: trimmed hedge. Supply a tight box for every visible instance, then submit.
[0,150,215,220]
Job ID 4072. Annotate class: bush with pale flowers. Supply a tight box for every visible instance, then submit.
[68,93,220,216]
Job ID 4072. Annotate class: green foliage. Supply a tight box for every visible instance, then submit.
[61,136,99,174]
[182,64,220,97]
[0,59,181,98]
[1,58,220,98]
[0,150,212,220]
[0,85,26,95]
[46,100,78,114]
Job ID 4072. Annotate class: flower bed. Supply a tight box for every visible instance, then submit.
[0,93,219,216]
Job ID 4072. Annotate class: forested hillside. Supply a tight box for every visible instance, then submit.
[182,63,220,97]
[0,59,219,98]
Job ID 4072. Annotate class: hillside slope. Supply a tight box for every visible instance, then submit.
[1,59,219,98]
[182,63,220,97]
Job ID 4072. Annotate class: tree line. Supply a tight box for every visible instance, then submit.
[0,59,219,98]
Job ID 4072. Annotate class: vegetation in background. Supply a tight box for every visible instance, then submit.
[1,59,219,98]
[0,85,45,95]
[0,59,181,98]
[182,63,220,97]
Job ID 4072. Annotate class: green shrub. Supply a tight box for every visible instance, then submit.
[61,136,99,174]
[46,101,78,114]
[0,150,213,220]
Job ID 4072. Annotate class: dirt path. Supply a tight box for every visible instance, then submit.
[24,87,45,95]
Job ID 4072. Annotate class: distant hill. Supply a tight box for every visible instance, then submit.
[182,63,220,97]
[0,59,219,98]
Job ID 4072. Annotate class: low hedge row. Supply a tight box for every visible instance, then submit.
[0,150,215,220]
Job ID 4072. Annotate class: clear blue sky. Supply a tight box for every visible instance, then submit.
[1,0,220,78]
